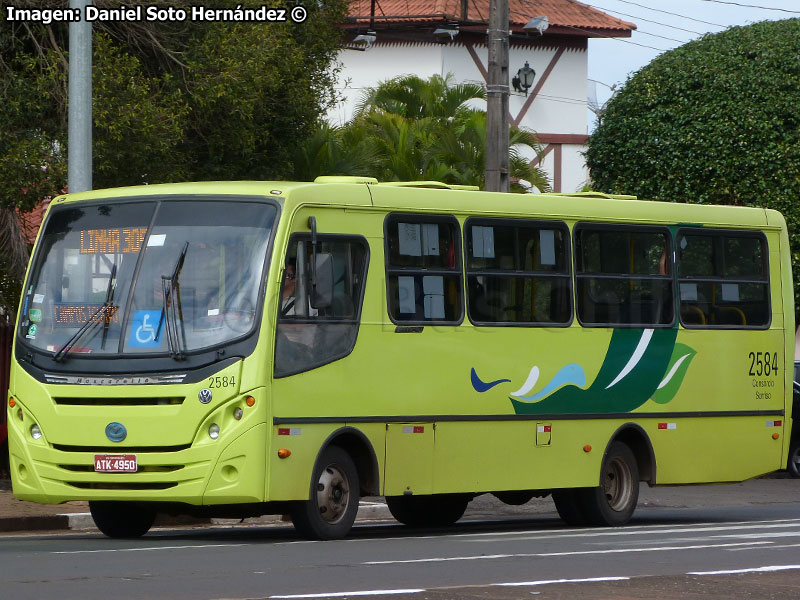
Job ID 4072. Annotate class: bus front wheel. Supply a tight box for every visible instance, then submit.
[89,501,156,538]
[581,441,639,526]
[386,494,469,527]
[291,446,360,540]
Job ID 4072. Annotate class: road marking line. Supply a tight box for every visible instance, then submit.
[688,565,800,576]
[494,576,630,587]
[53,543,248,554]
[463,522,800,544]
[728,543,800,551]
[363,541,771,564]
[269,590,424,598]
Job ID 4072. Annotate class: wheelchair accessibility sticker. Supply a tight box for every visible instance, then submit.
[129,310,163,348]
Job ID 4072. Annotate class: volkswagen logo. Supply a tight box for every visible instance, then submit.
[198,388,213,404]
[105,422,127,443]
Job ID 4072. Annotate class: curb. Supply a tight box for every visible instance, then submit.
[0,501,392,534]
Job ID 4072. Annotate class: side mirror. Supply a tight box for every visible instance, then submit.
[310,252,333,309]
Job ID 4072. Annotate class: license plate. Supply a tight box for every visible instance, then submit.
[94,454,137,473]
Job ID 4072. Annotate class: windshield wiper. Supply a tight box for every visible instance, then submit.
[156,241,188,360]
[53,263,117,362]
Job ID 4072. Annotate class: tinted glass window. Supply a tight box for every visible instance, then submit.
[385,215,462,324]
[677,230,769,328]
[275,236,368,377]
[575,225,673,327]
[465,219,571,325]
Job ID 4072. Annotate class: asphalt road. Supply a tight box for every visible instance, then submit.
[1,487,799,600]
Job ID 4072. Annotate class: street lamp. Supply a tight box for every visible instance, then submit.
[515,61,536,95]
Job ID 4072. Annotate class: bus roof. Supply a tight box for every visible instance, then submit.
[51,179,777,230]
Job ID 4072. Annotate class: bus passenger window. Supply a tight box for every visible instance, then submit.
[677,230,769,328]
[274,236,368,377]
[465,219,571,325]
[575,225,674,327]
[384,215,462,324]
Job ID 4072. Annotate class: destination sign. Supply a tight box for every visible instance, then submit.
[53,303,119,328]
[80,228,147,254]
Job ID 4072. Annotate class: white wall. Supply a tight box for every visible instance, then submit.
[327,41,590,190]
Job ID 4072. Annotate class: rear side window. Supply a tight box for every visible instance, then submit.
[677,230,769,328]
[575,224,674,327]
[384,214,463,324]
[465,218,571,325]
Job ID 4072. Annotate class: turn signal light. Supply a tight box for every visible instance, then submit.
[9,397,16,408]
[245,396,256,407]
[278,448,291,459]
[583,445,592,453]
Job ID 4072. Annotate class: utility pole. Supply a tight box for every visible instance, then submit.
[485,0,509,193]
[68,0,92,193]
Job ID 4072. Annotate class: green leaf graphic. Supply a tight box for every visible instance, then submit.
[651,343,696,405]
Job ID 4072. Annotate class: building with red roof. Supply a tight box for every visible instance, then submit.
[332,0,635,192]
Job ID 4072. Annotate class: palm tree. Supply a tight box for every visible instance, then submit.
[293,73,552,193]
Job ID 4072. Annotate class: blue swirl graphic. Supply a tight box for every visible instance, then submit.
[471,368,511,393]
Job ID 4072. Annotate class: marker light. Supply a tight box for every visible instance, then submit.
[245,396,256,407]
[9,397,16,408]
[30,424,42,440]
[772,433,780,440]
[278,448,291,459]
[209,424,220,440]
[233,408,243,420]
[583,445,592,453]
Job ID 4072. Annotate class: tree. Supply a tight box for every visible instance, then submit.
[585,19,800,317]
[294,74,551,193]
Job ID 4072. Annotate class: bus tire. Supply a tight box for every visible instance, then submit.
[89,501,156,538]
[291,446,359,540]
[552,489,589,526]
[788,438,800,478]
[385,494,469,527]
[581,441,639,526]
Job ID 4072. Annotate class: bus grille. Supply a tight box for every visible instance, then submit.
[53,444,192,453]
[66,482,178,490]
[53,397,185,406]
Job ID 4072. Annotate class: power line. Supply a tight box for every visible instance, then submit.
[699,0,800,13]
[614,0,726,28]
[586,3,707,35]
[561,24,668,52]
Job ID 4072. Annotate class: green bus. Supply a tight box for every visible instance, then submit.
[7,178,794,539]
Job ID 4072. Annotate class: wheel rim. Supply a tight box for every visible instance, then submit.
[315,463,351,524]
[603,456,633,512]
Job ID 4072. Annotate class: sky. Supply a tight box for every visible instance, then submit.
[585,0,800,124]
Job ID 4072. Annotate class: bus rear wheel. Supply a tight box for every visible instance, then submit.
[581,441,639,526]
[386,494,469,527]
[788,438,800,478]
[291,446,360,540]
[89,501,156,538]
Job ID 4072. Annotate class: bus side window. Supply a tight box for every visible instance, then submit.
[384,214,463,324]
[677,230,769,329]
[575,224,674,327]
[274,235,369,377]
[464,218,572,326]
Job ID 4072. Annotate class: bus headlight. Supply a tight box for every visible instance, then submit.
[30,424,42,440]
[208,424,220,440]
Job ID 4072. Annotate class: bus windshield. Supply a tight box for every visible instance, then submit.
[18,198,277,359]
